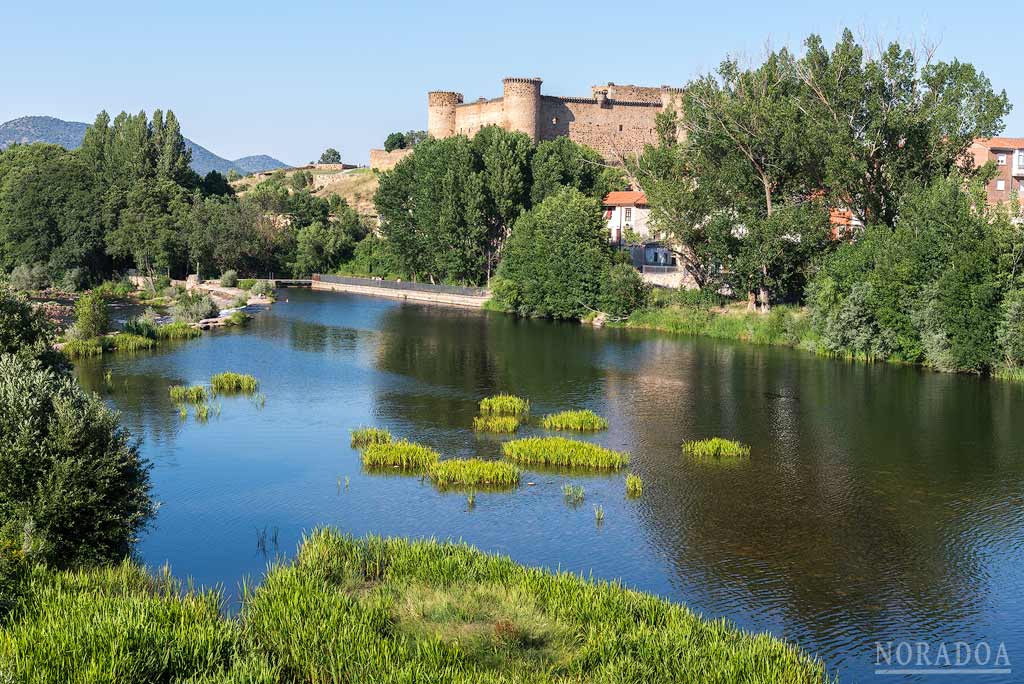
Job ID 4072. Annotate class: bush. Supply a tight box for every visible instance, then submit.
[237,279,256,290]
[61,337,105,358]
[171,292,219,323]
[0,284,67,371]
[110,333,155,352]
[249,280,275,297]
[220,270,239,288]
[601,263,648,319]
[124,309,159,339]
[9,264,49,291]
[59,267,88,292]
[156,321,201,340]
[996,289,1024,367]
[72,290,109,339]
[0,355,154,567]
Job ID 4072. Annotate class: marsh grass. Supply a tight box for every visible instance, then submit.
[62,337,104,358]
[169,385,208,404]
[361,440,440,472]
[178,406,187,420]
[562,483,585,506]
[479,394,529,417]
[110,333,155,352]
[625,474,643,498]
[502,437,629,470]
[350,427,393,448]
[683,437,751,463]
[211,372,259,395]
[593,505,605,523]
[473,415,520,433]
[156,321,201,340]
[428,459,521,489]
[541,410,608,432]
[194,404,210,422]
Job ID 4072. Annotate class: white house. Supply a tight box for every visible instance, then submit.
[602,191,651,244]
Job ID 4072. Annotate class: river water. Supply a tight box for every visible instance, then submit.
[73,287,1024,683]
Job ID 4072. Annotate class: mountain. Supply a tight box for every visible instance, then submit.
[0,115,289,176]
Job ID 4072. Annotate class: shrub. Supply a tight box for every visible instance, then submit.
[601,263,648,319]
[0,284,67,371]
[478,394,529,416]
[171,292,219,323]
[123,310,158,339]
[996,289,1024,368]
[93,278,137,300]
[59,267,88,292]
[427,459,521,488]
[237,279,257,290]
[110,333,155,352]
[210,372,258,395]
[0,355,153,567]
[72,290,109,339]
[541,410,608,432]
[625,474,643,498]
[502,437,629,470]
[361,439,439,471]
[169,385,208,404]
[350,427,392,448]
[220,270,239,288]
[9,264,49,291]
[472,415,520,433]
[249,280,275,297]
[683,438,751,462]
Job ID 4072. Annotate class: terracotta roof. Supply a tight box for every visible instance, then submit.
[603,191,648,206]
[974,137,1024,150]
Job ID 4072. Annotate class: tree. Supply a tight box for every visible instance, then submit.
[472,126,533,278]
[601,262,649,319]
[530,137,608,205]
[318,148,342,164]
[0,284,67,372]
[384,132,407,152]
[201,170,233,197]
[72,290,109,339]
[495,187,610,319]
[106,178,190,277]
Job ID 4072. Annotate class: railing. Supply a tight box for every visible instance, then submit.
[642,265,680,274]
[313,274,489,298]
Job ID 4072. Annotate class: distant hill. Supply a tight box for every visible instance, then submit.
[0,115,289,176]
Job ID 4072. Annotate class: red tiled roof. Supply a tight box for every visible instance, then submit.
[603,191,647,206]
[974,137,1024,150]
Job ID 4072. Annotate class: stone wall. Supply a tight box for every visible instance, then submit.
[453,99,505,137]
[370,148,414,171]
[539,97,661,160]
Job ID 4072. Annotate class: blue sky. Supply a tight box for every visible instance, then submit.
[3,1,1020,165]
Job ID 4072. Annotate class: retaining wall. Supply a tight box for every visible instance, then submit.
[312,274,490,308]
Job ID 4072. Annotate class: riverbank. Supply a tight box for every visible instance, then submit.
[0,529,830,683]
[312,274,491,308]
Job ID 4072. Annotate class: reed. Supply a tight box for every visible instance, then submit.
[210,372,259,395]
[466,491,476,508]
[541,409,608,432]
[472,415,520,433]
[178,406,187,420]
[62,337,104,358]
[361,439,439,471]
[168,385,207,404]
[156,321,201,340]
[427,459,521,488]
[194,404,210,422]
[350,427,393,448]
[562,483,585,505]
[593,505,605,523]
[478,393,529,416]
[502,437,629,470]
[110,333,155,352]
[625,474,643,498]
[683,437,751,463]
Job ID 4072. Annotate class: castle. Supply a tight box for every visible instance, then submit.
[427,77,683,160]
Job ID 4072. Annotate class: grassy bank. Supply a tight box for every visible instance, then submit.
[0,530,831,683]
[617,302,816,350]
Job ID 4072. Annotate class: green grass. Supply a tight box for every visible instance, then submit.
[593,504,605,523]
[350,427,393,448]
[169,384,208,404]
[620,303,813,349]
[110,332,155,352]
[62,337,105,358]
[502,437,629,470]
[237,278,257,290]
[479,394,529,416]
[625,474,643,497]
[541,409,608,432]
[194,403,210,422]
[361,439,440,471]
[210,372,259,395]
[683,437,752,463]
[562,483,585,505]
[472,415,520,433]
[427,459,521,489]
[993,365,1024,382]
[156,321,201,340]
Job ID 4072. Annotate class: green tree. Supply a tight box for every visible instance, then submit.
[384,132,407,152]
[601,262,649,319]
[318,148,342,164]
[473,126,533,278]
[106,178,190,277]
[0,284,67,372]
[530,137,608,205]
[72,290,109,340]
[201,170,233,197]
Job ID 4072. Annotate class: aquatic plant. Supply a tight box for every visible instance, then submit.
[682,437,751,462]
[194,404,210,422]
[178,406,187,420]
[62,337,104,358]
[225,310,249,326]
[466,491,476,508]
[478,393,529,416]
[562,483,585,505]
[502,437,629,470]
[171,292,219,324]
[472,415,520,433]
[156,321,201,340]
[361,439,439,471]
[210,372,259,395]
[110,333,155,352]
[350,427,393,448]
[625,474,643,498]
[593,505,605,523]
[169,385,207,404]
[427,459,521,488]
[541,409,608,432]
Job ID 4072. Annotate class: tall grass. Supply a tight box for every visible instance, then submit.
[169,385,208,404]
[110,333,155,352]
[361,439,440,471]
[625,474,643,498]
[541,410,608,432]
[502,437,629,470]
[350,427,393,448]
[156,321,201,340]
[562,483,585,505]
[479,394,529,416]
[62,337,104,358]
[683,437,751,463]
[472,415,520,433]
[211,372,259,395]
[428,459,521,488]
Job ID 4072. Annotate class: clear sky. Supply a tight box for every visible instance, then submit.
[3,1,1020,166]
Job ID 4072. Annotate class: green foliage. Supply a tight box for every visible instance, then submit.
[427,459,521,488]
[220,269,238,287]
[61,337,105,358]
[249,280,275,297]
[0,284,67,371]
[340,234,401,278]
[529,137,609,205]
[541,410,608,432]
[9,264,49,291]
[478,393,529,416]
[502,437,629,470]
[72,290,109,339]
[683,438,751,463]
[169,385,208,404]
[562,483,585,505]
[292,204,366,277]
[384,132,406,152]
[496,188,610,319]
[318,148,342,164]
[109,333,155,352]
[210,372,258,395]
[996,289,1024,367]
[350,427,393,448]
[361,439,440,471]
[601,263,648,318]
[0,355,154,567]
[237,278,256,290]
[156,320,201,340]
[171,291,219,323]
[625,474,643,498]
[472,415,520,433]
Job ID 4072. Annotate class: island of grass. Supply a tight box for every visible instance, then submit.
[541,409,608,432]
[472,415,520,433]
[478,393,529,416]
[350,426,392,448]
[502,436,629,470]
[0,530,830,683]
[683,437,751,463]
[169,384,208,404]
[428,458,521,489]
[361,439,439,471]
[210,372,259,395]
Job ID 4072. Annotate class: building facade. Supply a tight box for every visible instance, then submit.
[969,137,1024,205]
[427,78,684,161]
[603,191,651,243]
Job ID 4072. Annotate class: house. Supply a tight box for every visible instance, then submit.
[603,191,651,244]
[969,138,1024,205]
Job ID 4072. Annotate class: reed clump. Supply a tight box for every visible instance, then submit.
[625,474,643,498]
[156,321,201,340]
[361,439,439,471]
[502,437,629,470]
[110,333,155,352]
[478,394,529,417]
[350,427,393,448]
[562,483,585,505]
[472,415,520,433]
[210,372,258,395]
[62,338,104,358]
[682,437,751,463]
[169,385,207,404]
[541,410,608,432]
[428,459,521,488]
